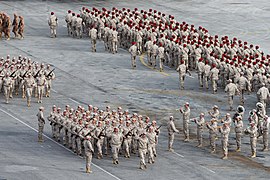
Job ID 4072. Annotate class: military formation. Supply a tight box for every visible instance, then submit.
[45,104,161,173]
[0,12,24,40]
[0,55,55,105]
[38,5,270,174]
[168,102,269,160]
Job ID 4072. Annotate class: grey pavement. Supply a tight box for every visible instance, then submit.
[0,0,270,179]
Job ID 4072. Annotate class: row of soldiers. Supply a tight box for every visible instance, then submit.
[63,7,270,105]
[0,55,56,105]
[0,12,24,40]
[168,102,269,160]
[46,104,161,173]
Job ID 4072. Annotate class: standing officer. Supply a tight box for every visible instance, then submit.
[84,135,94,173]
[245,122,258,158]
[180,102,191,142]
[48,12,58,38]
[219,122,230,159]
[37,107,45,142]
[167,116,179,152]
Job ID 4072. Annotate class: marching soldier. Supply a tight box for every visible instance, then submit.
[225,79,239,111]
[209,64,219,94]
[37,107,45,142]
[12,13,19,38]
[176,60,191,90]
[75,14,83,38]
[157,43,165,72]
[257,83,270,109]
[48,12,58,38]
[135,132,149,170]
[147,126,157,164]
[129,42,138,69]
[89,26,98,52]
[47,105,57,138]
[167,116,179,152]
[3,73,12,103]
[109,127,123,164]
[24,73,35,107]
[44,65,55,97]
[18,16,25,39]
[65,10,72,35]
[36,73,46,103]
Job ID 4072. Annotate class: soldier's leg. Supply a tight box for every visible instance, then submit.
[197,128,202,146]
[204,76,209,89]
[236,132,241,151]
[263,131,269,151]
[148,145,154,163]
[97,139,103,159]
[183,120,189,141]
[26,88,31,107]
[168,133,174,151]
[228,96,233,111]
[62,129,67,145]
[159,57,163,71]
[4,87,9,103]
[210,134,216,153]
[68,132,72,148]
[38,125,43,142]
[123,139,130,158]
[76,137,82,155]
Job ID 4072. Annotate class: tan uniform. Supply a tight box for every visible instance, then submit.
[209,67,219,93]
[219,125,230,158]
[147,131,157,163]
[75,17,82,38]
[167,119,179,151]
[3,75,12,103]
[204,64,211,89]
[129,45,137,68]
[37,109,45,142]
[234,119,243,151]
[84,138,94,173]
[257,86,270,108]
[262,118,269,151]
[181,106,190,141]
[158,46,165,71]
[36,74,46,103]
[48,14,57,38]
[206,121,218,152]
[136,135,149,169]
[194,117,205,146]
[110,132,123,164]
[176,64,188,90]
[225,82,239,110]
[89,28,98,52]
[24,75,35,106]
[65,12,72,35]
[246,125,258,157]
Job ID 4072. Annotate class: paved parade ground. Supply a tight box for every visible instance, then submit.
[1,0,270,179]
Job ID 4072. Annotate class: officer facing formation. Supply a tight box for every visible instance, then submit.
[48,12,58,38]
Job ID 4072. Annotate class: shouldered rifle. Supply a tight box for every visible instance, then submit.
[102,113,109,121]
[125,127,136,138]
[97,126,107,139]
[34,69,41,78]
[155,125,162,135]
[9,70,18,78]
[21,70,29,79]
[46,68,55,78]
[83,127,97,138]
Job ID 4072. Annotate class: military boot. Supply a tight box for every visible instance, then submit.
[222,154,228,160]
[236,147,241,152]
[27,100,31,107]
[251,152,256,158]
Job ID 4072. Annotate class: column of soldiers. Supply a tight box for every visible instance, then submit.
[0,12,24,40]
[169,102,269,160]
[47,104,162,173]
[63,7,270,109]
[0,55,55,105]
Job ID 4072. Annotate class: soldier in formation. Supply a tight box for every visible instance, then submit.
[46,104,162,172]
[0,55,56,105]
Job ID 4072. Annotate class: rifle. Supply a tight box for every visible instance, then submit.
[97,126,107,139]
[21,70,29,79]
[46,68,55,78]
[83,127,97,138]
[102,113,109,121]
[9,70,18,78]
[124,127,136,138]
[34,69,41,78]
[155,125,162,135]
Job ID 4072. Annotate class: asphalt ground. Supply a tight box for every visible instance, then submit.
[0,0,270,179]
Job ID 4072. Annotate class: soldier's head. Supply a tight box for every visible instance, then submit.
[51,12,54,15]
[185,102,189,108]
[98,121,102,127]
[114,127,119,133]
[200,113,205,118]
[68,10,71,13]
[57,107,61,113]
[250,122,255,127]
[213,105,218,110]
[226,113,230,118]
[169,116,174,121]
[145,116,150,123]
[77,14,80,18]
[39,106,44,111]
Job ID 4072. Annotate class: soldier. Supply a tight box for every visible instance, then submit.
[206,119,218,153]
[95,121,106,159]
[203,61,211,90]
[75,14,82,38]
[47,105,57,138]
[84,135,94,173]
[150,41,158,68]
[3,73,12,103]
[209,64,219,94]
[256,102,266,137]
[48,12,58,38]
[208,105,220,119]
[180,102,191,141]
[176,60,191,90]
[71,13,77,37]
[219,122,230,159]
[18,16,24,39]
[236,72,251,105]
[37,107,45,142]
[3,15,11,40]
[234,116,243,152]
[89,26,98,52]
[257,83,270,109]
[24,73,35,107]
[65,10,72,35]
[111,28,118,54]
[262,115,269,151]
[135,132,149,170]
[129,42,138,69]
[36,73,46,103]
[192,113,205,147]
[147,126,157,164]
[197,58,205,87]
[157,43,165,72]
[12,13,19,38]
[245,122,258,158]
[123,121,133,158]
[225,79,239,111]
[167,116,179,152]
[44,65,55,97]
[109,127,123,164]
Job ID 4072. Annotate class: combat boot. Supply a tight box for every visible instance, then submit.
[222,154,228,160]
[262,147,268,152]
[210,149,216,154]
[197,144,202,148]
[251,152,256,158]
[236,147,241,152]
[86,167,92,173]
[97,153,102,159]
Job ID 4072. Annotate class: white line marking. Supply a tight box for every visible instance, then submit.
[172,151,184,158]
[0,108,122,180]
[51,89,58,93]
[69,98,80,104]
[186,75,195,79]
[200,165,216,174]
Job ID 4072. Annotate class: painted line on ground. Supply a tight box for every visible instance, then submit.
[139,53,170,77]
[0,108,122,180]
[69,98,81,104]
[200,165,216,174]
[172,151,184,158]
[51,89,58,93]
